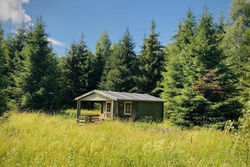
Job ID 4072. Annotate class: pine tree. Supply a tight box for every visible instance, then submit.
[3,25,29,109]
[20,19,61,111]
[0,24,8,115]
[162,7,243,126]
[223,0,250,105]
[94,30,111,89]
[100,29,137,92]
[60,35,95,108]
[137,20,164,96]
[194,7,222,70]
[192,8,242,123]
[162,5,244,126]
[162,10,201,126]
[85,50,97,92]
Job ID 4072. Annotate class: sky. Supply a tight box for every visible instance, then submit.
[0,0,233,56]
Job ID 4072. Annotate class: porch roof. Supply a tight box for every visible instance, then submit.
[75,90,165,102]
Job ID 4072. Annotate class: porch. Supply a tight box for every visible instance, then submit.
[76,92,117,124]
[75,90,165,124]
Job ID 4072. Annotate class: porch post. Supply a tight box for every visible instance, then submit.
[112,100,115,120]
[77,100,81,119]
[101,102,103,113]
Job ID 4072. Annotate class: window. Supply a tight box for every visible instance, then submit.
[106,102,111,113]
[124,102,132,115]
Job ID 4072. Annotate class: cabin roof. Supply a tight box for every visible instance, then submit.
[75,90,165,102]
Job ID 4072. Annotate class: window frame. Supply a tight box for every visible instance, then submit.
[106,101,112,113]
[124,102,132,115]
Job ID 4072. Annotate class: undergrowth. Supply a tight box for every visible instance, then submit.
[0,111,248,167]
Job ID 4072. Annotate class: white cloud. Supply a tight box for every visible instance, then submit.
[0,0,31,24]
[47,37,64,47]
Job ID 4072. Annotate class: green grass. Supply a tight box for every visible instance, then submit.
[0,111,248,167]
[59,109,101,119]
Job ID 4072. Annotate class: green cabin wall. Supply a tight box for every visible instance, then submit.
[77,91,164,122]
[115,101,163,122]
[135,102,163,122]
[117,101,137,119]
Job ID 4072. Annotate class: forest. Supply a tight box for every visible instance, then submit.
[0,0,249,127]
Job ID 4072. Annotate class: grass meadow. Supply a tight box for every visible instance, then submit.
[0,111,249,167]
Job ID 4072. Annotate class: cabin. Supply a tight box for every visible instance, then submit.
[75,90,165,123]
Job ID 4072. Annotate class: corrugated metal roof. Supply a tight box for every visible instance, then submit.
[75,90,165,102]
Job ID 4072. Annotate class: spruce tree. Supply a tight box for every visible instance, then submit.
[162,10,201,126]
[137,20,164,96]
[85,50,97,92]
[3,26,29,109]
[162,8,243,126]
[192,8,242,124]
[223,0,250,106]
[0,24,8,115]
[94,30,111,89]
[100,29,137,92]
[60,35,95,108]
[98,44,115,90]
[20,19,61,111]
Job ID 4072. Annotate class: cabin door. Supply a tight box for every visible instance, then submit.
[118,102,124,117]
[105,101,112,119]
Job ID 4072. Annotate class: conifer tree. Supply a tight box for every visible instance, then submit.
[162,10,200,126]
[192,8,242,123]
[0,24,8,115]
[162,8,243,126]
[94,30,111,89]
[85,50,97,92]
[3,26,29,109]
[137,20,164,96]
[100,29,137,92]
[60,35,95,108]
[20,19,61,111]
[223,0,250,105]
[98,44,115,90]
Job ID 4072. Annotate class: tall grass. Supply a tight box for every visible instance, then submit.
[59,109,100,119]
[0,112,248,167]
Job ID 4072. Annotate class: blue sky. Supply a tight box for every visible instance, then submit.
[1,0,232,56]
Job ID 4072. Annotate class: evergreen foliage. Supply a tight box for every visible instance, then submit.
[162,10,199,126]
[99,29,137,92]
[19,19,61,111]
[137,20,165,96]
[0,0,248,127]
[60,35,95,108]
[192,8,242,123]
[3,25,29,109]
[0,24,8,115]
[162,8,243,126]
[94,30,111,88]
[223,0,250,106]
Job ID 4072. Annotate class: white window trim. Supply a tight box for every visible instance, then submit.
[106,101,112,113]
[124,102,132,115]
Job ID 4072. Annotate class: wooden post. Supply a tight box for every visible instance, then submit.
[101,102,103,113]
[116,102,118,118]
[77,100,81,120]
[161,102,164,122]
[111,100,114,120]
